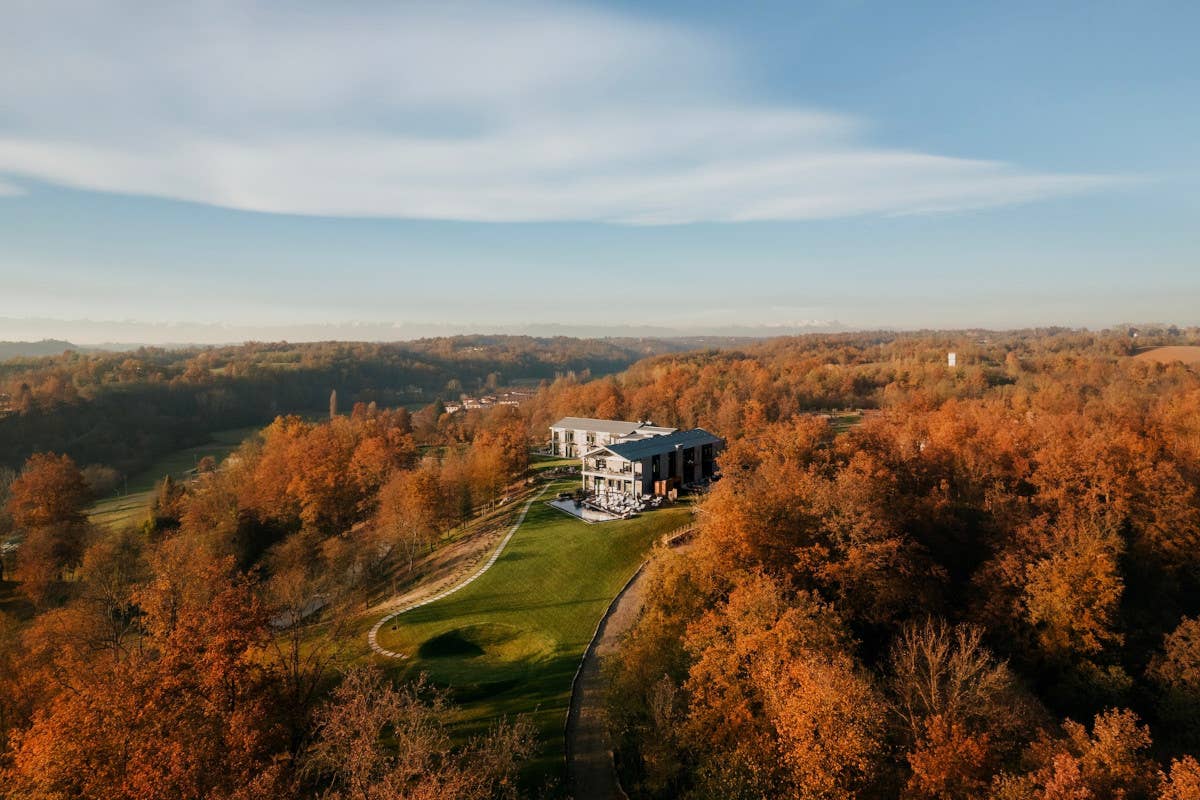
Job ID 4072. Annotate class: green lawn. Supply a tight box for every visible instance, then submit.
[88,426,259,530]
[372,479,693,784]
[528,453,578,472]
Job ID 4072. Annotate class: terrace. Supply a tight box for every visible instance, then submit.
[547,490,665,522]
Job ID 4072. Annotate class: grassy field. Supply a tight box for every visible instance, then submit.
[528,453,579,472]
[372,478,693,784]
[88,426,259,530]
[1133,345,1200,365]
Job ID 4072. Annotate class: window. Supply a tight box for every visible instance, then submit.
[668,450,677,478]
[586,431,596,445]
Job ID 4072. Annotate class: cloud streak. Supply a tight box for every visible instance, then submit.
[0,0,1117,224]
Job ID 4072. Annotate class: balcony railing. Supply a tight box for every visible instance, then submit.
[583,465,634,477]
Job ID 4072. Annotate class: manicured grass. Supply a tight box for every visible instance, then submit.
[528,453,578,472]
[88,426,259,530]
[373,478,693,784]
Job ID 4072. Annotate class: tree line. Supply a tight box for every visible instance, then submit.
[0,335,690,475]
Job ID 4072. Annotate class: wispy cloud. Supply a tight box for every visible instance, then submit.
[0,0,1117,224]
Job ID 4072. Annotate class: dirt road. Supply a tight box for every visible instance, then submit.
[565,562,647,800]
[566,530,694,800]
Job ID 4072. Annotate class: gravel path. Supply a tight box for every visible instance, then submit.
[565,563,647,800]
[367,484,550,659]
[566,530,695,800]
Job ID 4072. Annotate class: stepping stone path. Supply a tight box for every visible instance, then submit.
[367,485,550,659]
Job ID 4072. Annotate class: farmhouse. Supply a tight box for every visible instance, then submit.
[549,416,723,502]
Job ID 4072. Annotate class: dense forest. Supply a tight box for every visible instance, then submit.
[2,326,1200,799]
[0,336,692,475]
[570,328,1200,800]
[0,395,537,799]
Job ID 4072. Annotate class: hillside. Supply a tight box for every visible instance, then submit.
[0,340,77,361]
[0,336,699,474]
[1133,345,1200,365]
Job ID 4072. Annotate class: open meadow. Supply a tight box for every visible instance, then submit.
[87,426,258,530]
[1132,345,1200,365]
[370,477,694,784]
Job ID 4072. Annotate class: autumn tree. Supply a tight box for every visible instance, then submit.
[681,574,887,799]
[0,610,21,757]
[264,531,352,753]
[7,551,290,800]
[75,528,147,657]
[4,555,289,800]
[80,463,121,497]
[300,667,535,800]
[889,619,1038,798]
[1159,756,1200,800]
[991,709,1158,800]
[150,473,187,531]
[1148,616,1200,749]
[6,452,90,531]
[377,459,445,578]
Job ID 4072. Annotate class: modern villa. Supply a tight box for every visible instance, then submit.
[549,416,723,501]
[549,416,677,458]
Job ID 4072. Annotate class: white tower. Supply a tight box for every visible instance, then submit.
[947,352,957,367]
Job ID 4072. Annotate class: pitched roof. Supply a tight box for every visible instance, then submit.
[605,428,722,461]
[551,416,667,436]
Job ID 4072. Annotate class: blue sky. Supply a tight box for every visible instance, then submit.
[0,1,1196,342]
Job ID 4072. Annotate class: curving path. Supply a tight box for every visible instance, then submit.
[367,484,550,659]
[565,565,647,800]
[566,529,695,800]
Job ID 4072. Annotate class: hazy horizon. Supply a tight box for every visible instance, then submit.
[1,316,1194,349]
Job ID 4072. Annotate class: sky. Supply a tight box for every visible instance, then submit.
[0,0,1197,343]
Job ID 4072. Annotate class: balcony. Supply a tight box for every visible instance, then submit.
[584,457,630,470]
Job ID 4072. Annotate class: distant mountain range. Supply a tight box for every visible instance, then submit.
[0,318,849,349]
[0,339,79,360]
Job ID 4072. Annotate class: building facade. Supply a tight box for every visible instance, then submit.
[549,417,722,500]
[581,428,723,498]
[548,416,676,458]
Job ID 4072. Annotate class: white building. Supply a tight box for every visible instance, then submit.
[549,416,722,500]
[548,416,676,458]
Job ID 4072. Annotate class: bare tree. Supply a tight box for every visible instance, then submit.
[888,618,1032,743]
[301,667,534,800]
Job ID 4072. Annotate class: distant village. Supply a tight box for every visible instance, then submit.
[442,389,536,415]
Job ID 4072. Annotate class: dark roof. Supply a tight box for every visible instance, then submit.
[605,428,722,461]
